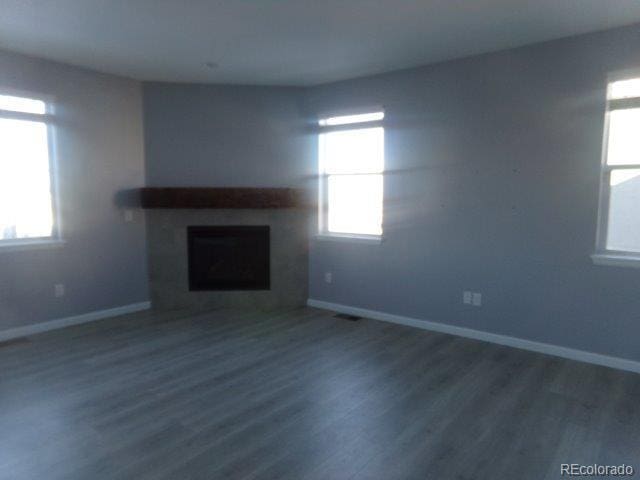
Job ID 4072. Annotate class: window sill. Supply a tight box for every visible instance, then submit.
[315,233,383,244]
[0,238,66,253]
[591,253,640,269]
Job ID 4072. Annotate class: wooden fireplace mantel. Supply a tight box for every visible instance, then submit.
[139,187,309,209]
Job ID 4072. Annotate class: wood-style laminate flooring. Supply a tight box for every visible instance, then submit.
[1,307,639,479]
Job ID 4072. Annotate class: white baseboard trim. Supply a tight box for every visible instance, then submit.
[0,301,151,342]
[307,298,640,374]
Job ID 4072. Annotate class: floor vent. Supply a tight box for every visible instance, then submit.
[0,337,30,349]
[334,313,361,321]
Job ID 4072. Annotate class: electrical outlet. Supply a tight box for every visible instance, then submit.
[463,291,472,304]
[324,272,333,284]
[472,292,482,306]
[54,283,65,298]
[124,209,134,222]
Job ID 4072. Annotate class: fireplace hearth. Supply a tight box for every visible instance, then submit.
[187,226,270,291]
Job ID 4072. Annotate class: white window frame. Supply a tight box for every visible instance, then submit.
[0,87,63,252]
[317,108,385,243]
[592,72,640,268]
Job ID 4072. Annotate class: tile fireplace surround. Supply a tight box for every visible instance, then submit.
[143,188,310,311]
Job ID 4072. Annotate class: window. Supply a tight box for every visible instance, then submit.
[318,111,384,239]
[0,91,59,247]
[593,77,640,267]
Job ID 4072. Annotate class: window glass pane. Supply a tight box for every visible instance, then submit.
[0,118,53,240]
[328,174,382,235]
[320,127,383,174]
[0,94,46,114]
[319,112,384,126]
[606,169,640,253]
[610,78,640,100]
[607,108,640,166]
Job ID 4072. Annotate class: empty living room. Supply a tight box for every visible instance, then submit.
[2,1,640,479]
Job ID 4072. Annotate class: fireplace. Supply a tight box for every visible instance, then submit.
[187,226,270,291]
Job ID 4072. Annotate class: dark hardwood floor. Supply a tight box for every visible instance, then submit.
[1,307,639,480]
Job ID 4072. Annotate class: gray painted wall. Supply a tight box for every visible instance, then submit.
[143,83,314,188]
[306,24,640,362]
[0,50,149,330]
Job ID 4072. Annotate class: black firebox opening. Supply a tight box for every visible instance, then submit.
[187,226,270,291]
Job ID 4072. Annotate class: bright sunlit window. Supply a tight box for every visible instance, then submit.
[594,77,640,264]
[0,92,57,245]
[318,111,384,237]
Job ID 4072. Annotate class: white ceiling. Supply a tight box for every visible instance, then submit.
[1,0,640,86]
